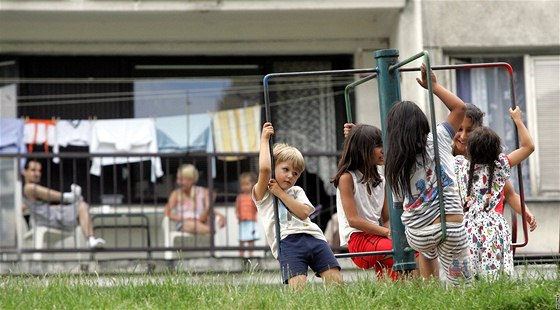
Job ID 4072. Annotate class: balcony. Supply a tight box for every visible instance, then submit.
[0,151,341,268]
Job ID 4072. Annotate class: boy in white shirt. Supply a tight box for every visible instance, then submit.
[252,122,343,289]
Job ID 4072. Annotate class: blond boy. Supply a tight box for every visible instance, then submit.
[252,122,343,289]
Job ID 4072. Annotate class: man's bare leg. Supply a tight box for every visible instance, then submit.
[77,201,95,237]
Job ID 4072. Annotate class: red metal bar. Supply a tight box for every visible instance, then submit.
[401,62,528,250]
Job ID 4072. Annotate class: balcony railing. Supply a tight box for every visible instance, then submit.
[0,151,341,261]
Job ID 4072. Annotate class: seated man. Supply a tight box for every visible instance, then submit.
[22,159,105,248]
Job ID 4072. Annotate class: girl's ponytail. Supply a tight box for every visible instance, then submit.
[483,164,496,212]
[464,161,476,212]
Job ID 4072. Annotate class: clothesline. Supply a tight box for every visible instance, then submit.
[0,74,361,84]
[17,82,350,101]
[0,105,262,182]
[18,88,347,108]
[13,74,354,105]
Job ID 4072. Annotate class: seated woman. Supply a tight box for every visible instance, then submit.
[164,164,225,234]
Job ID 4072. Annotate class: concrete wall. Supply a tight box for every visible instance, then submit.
[516,201,560,254]
[0,4,401,56]
[421,0,560,51]
[353,50,383,126]
[392,0,426,111]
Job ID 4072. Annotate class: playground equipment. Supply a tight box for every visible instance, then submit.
[262,49,529,273]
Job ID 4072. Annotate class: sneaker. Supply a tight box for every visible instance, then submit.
[71,184,82,200]
[88,237,106,249]
[70,184,83,203]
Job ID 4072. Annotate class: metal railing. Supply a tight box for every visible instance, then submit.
[0,151,340,261]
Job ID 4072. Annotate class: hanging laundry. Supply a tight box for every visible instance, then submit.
[155,113,214,153]
[212,105,260,161]
[155,113,216,178]
[53,119,92,163]
[23,119,56,153]
[89,118,163,182]
[0,118,27,169]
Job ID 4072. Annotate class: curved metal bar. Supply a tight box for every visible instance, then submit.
[262,74,282,260]
[262,67,377,261]
[423,53,448,243]
[263,68,377,80]
[399,63,514,73]
[505,62,529,250]
[262,59,529,271]
[388,51,448,243]
[335,250,394,259]
[511,207,519,253]
[343,73,378,124]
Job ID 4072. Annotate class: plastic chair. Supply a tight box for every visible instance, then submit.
[161,215,211,260]
[20,216,85,260]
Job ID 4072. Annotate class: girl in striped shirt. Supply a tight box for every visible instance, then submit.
[384,64,471,285]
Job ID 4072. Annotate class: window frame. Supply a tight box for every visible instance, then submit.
[524,54,560,197]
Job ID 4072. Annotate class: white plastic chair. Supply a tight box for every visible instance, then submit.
[161,215,211,260]
[20,216,85,260]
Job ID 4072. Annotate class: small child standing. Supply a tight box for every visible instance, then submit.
[253,122,343,289]
[236,172,260,258]
[455,106,534,279]
[384,64,471,284]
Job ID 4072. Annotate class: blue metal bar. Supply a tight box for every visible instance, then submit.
[262,74,282,262]
[262,67,377,262]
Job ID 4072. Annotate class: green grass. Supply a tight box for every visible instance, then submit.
[0,272,558,309]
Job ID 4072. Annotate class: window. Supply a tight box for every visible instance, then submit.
[454,56,531,196]
[454,55,560,198]
[526,55,560,196]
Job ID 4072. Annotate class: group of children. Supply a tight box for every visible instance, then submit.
[168,64,536,289]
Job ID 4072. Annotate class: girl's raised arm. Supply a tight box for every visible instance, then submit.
[507,106,535,167]
[417,64,466,133]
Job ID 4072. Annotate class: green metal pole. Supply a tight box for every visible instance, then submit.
[374,49,416,272]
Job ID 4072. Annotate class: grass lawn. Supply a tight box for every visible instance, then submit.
[1,271,558,309]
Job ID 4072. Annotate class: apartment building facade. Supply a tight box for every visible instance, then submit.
[0,0,558,257]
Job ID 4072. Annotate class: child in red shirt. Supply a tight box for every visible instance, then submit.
[236,172,260,257]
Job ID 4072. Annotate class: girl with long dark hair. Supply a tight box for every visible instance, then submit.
[332,124,397,280]
[385,64,470,285]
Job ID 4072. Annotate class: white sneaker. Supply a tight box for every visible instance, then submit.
[88,237,106,249]
[71,184,82,201]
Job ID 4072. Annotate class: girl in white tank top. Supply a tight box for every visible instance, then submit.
[332,124,398,280]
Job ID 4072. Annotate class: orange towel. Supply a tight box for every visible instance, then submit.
[24,119,56,153]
